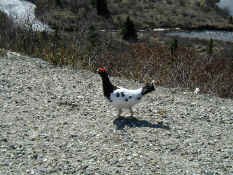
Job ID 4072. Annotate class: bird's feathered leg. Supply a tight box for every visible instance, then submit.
[117,108,122,117]
[129,107,134,116]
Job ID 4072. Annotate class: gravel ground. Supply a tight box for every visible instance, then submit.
[0,52,233,175]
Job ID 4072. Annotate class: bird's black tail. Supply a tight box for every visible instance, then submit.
[141,80,155,95]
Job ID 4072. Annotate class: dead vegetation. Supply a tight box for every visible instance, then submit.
[96,42,233,98]
[0,5,232,99]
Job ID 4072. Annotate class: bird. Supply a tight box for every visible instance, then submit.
[97,67,155,117]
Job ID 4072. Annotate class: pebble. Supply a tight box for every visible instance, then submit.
[0,52,232,174]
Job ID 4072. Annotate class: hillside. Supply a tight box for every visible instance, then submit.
[0,51,232,174]
[33,0,233,31]
[1,1,233,99]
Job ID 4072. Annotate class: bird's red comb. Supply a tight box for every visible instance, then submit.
[98,67,107,72]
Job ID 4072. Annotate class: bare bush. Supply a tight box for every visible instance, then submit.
[0,8,232,98]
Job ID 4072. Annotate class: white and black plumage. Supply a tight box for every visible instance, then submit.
[97,67,155,117]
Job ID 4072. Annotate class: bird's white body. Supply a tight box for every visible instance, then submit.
[109,87,143,109]
[97,67,155,116]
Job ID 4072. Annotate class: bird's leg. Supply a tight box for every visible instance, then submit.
[129,107,134,116]
[117,108,122,117]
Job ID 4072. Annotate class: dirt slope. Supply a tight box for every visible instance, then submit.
[0,52,232,175]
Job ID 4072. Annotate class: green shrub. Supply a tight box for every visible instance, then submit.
[121,16,137,42]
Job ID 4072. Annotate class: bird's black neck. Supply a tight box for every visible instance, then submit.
[100,75,117,99]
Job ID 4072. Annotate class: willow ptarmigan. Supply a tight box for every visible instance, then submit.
[97,67,155,116]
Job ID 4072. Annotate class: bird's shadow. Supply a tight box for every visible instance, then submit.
[113,116,170,130]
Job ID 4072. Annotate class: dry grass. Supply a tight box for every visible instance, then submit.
[95,42,233,98]
[0,11,232,99]
[0,48,7,57]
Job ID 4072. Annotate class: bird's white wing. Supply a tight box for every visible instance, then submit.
[110,87,143,109]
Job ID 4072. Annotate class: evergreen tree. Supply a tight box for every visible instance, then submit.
[121,17,137,42]
[87,25,99,47]
[55,0,63,8]
[96,0,110,18]
[170,38,178,56]
[229,16,233,24]
[207,38,214,55]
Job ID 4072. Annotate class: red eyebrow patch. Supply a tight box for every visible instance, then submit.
[98,67,106,72]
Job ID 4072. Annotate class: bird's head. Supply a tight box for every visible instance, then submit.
[97,67,108,77]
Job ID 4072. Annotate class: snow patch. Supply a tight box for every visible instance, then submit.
[0,0,52,32]
[217,0,233,16]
